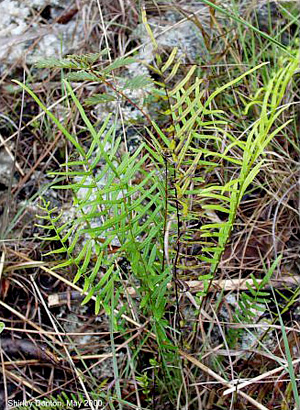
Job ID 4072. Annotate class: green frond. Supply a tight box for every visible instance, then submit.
[35,50,109,70]
[35,57,84,69]
[161,47,178,73]
[237,256,282,322]
[102,57,136,74]
[85,93,116,105]
[66,71,100,82]
[123,75,153,90]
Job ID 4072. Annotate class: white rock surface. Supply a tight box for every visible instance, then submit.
[0,149,14,187]
[131,12,209,63]
[0,0,84,64]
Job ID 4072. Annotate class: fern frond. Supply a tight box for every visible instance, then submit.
[237,257,282,322]
[84,93,116,105]
[25,77,169,316]
[66,71,100,82]
[123,75,153,90]
[102,57,136,74]
[35,50,109,69]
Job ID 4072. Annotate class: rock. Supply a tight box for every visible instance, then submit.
[250,1,294,45]
[131,7,211,63]
[0,0,84,64]
[0,149,14,188]
[252,1,282,33]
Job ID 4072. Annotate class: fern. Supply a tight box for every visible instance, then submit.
[123,74,153,90]
[84,93,116,105]
[236,256,282,322]
[15,57,173,347]
[16,43,299,339]
[35,50,108,69]
[140,38,299,314]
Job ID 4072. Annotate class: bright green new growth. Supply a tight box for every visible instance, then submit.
[15,46,299,345]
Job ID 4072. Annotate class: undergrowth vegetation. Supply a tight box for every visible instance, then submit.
[1,1,300,409]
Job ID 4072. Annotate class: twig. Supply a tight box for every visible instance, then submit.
[0,133,23,176]
[0,300,60,344]
[223,357,300,396]
[29,273,300,307]
[0,368,43,395]
[179,350,269,410]
[0,338,58,363]
[84,275,300,300]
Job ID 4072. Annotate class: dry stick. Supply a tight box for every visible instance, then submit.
[2,359,39,367]
[66,353,114,361]
[0,251,5,279]
[0,338,57,363]
[1,354,113,366]
[1,368,43,395]
[2,327,113,336]
[0,338,8,410]
[7,260,299,301]
[223,356,300,396]
[0,112,23,175]
[0,133,23,176]
[123,276,300,296]
[179,350,269,410]
[5,262,300,331]
[0,300,60,345]
[11,131,62,195]
[208,321,300,336]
